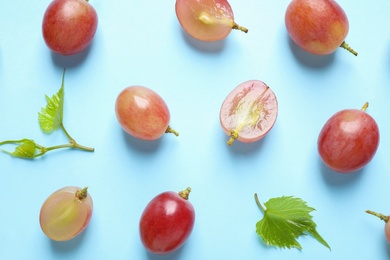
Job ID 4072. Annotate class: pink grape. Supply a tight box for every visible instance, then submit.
[175,0,248,41]
[220,80,278,146]
[115,86,178,140]
[39,186,93,241]
[318,102,379,173]
[42,0,98,55]
[285,0,357,56]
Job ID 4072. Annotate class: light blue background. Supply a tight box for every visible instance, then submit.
[1,0,390,259]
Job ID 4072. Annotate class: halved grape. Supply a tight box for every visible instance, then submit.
[220,80,278,146]
[39,186,93,241]
[175,0,247,41]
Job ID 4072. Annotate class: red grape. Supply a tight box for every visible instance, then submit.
[139,187,195,255]
[318,103,379,173]
[366,210,390,243]
[285,0,357,56]
[42,0,98,55]
[39,186,93,241]
[175,0,248,41]
[115,86,178,140]
[220,80,278,146]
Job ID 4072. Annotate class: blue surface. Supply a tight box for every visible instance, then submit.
[1,0,390,259]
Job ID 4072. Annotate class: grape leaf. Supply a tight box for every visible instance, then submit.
[0,139,39,159]
[38,70,65,133]
[255,195,331,250]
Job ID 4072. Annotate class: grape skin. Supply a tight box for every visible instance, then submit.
[39,186,93,241]
[115,86,178,140]
[139,188,195,254]
[318,105,379,173]
[42,0,98,55]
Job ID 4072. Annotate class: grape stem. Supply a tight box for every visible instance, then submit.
[254,193,266,213]
[178,187,192,200]
[76,187,89,201]
[366,210,390,223]
[198,12,248,33]
[165,125,179,137]
[361,102,369,112]
[340,41,358,56]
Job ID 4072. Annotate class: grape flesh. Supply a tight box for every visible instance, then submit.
[318,103,379,173]
[139,188,195,255]
[42,0,98,55]
[115,86,178,140]
[220,80,278,146]
[285,0,356,55]
[39,186,93,241]
[175,0,247,41]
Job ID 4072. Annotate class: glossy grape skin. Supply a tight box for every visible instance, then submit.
[139,188,195,255]
[39,186,93,241]
[175,0,247,41]
[285,0,356,55]
[318,104,379,173]
[220,80,278,146]
[115,86,178,140]
[42,0,98,55]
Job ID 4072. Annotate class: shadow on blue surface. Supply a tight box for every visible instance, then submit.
[145,243,185,260]
[49,227,88,254]
[319,159,364,186]
[287,35,336,69]
[122,129,163,153]
[50,42,93,69]
[180,28,226,53]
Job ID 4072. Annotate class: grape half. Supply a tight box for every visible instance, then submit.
[175,0,248,41]
[39,186,93,241]
[139,187,195,254]
[220,80,278,146]
[318,103,379,173]
[115,86,178,140]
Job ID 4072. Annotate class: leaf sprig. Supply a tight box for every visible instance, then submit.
[0,69,94,159]
[254,193,331,250]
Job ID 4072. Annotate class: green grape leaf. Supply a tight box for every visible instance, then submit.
[255,195,331,250]
[0,139,40,159]
[38,69,65,133]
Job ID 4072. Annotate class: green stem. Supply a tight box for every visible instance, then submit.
[178,187,191,200]
[60,123,94,152]
[361,102,369,112]
[366,210,390,222]
[76,187,89,201]
[340,41,358,56]
[165,125,179,137]
[254,193,266,212]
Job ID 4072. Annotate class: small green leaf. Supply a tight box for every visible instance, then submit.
[254,194,331,250]
[38,69,65,133]
[0,139,39,159]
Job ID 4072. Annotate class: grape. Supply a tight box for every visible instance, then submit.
[175,0,248,41]
[39,186,93,241]
[42,0,98,55]
[115,86,178,140]
[366,210,390,243]
[285,0,357,56]
[318,102,379,173]
[219,80,278,146]
[139,187,195,254]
